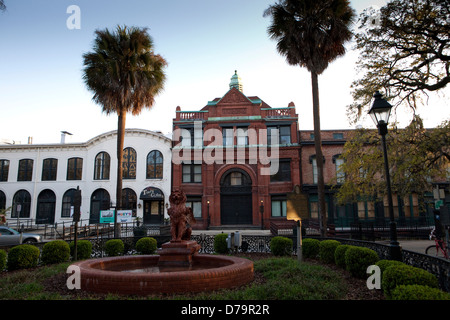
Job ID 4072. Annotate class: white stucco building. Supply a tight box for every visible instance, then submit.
[0,129,172,226]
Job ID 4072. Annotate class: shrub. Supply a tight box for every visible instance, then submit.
[345,246,379,279]
[375,259,405,276]
[6,244,40,271]
[104,239,124,257]
[302,238,320,259]
[136,237,157,254]
[0,249,6,271]
[69,240,93,260]
[41,240,70,265]
[319,240,341,264]
[390,284,450,300]
[334,244,353,268]
[270,236,293,256]
[214,233,229,254]
[382,264,438,299]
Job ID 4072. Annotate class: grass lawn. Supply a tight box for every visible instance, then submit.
[0,255,376,300]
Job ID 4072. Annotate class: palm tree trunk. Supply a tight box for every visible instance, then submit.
[311,71,327,237]
[116,109,126,211]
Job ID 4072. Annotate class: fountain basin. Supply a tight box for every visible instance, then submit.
[70,254,254,295]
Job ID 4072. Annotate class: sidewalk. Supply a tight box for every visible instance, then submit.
[378,239,432,255]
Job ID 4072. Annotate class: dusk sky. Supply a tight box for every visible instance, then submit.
[1,0,448,144]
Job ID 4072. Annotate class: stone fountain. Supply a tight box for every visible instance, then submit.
[69,190,254,295]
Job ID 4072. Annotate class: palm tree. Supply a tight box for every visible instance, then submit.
[264,0,355,236]
[83,25,167,216]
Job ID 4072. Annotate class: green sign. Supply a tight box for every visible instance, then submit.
[435,200,444,209]
[100,210,115,223]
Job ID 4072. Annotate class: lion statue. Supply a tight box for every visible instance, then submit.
[167,189,196,241]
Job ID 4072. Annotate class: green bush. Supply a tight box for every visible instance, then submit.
[214,233,229,254]
[319,240,341,264]
[302,238,320,259]
[334,244,353,268]
[0,249,6,271]
[390,284,450,300]
[382,264,438,299]
[104,239,124,257]
[375,259,405,276]
[69,240,93,260]
[6,244,40,271]
[41,240,70,265]
[270,236,293,256]
[345,246,379,279]
[136,237,157,254]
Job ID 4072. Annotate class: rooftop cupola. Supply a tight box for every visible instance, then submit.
[229,70,243,92]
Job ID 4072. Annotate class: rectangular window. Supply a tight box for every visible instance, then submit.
[333,133,344,140]
[0,160,9,182]
[236,127,248,146]
[270,159,291,182]
[18,159,33,181]
[42,158,58,181]
[182,164,202,183]
[186,198,202,219]
[335,158,345,184]
[181,128,203,147]
[67,158,83,180]
[312,157,318,184]
[271,197,287,217]
[223,127,234,146]
[267,125,291,145]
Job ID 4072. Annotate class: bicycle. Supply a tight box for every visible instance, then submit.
[425,227,449,259]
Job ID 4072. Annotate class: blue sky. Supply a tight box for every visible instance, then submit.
[0,0,448,144]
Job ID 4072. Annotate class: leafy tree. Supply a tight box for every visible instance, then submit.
[264,0,355,235]
[348,0,450,123]
[334,118,450,205]
[83,26,167,211]
[0,1,5,12]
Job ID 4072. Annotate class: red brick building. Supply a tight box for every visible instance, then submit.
[172,72,300,229]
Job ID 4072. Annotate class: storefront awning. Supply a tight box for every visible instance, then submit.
[140,187,164,200]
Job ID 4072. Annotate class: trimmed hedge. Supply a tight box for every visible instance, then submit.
[375,259,405,275]
[334,244,353,268]
[41,240,70,265]
[214,233,228,254]
[69,240,93,260]
[0,249,6,271]
[345,246,379,279]
[136,237,157,254]
[382,264,438,299]
[319,240,341,264]
[6,244,40,271]
[270,236,293,256]
[104,239,124,257]
[302,238,320,259]
[390,284,450,300]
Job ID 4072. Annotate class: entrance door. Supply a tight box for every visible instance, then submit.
[143,200,163,224]
[220,169,253,225]
[89,189,110,224]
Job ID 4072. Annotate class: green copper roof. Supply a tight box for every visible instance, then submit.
[229,70,243,92]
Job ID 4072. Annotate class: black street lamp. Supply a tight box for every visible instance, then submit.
[368,91,402,261]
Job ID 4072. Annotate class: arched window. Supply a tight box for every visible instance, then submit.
[122,147,136,179]
[0,190,5,211]
[67,157,83,180]
[62,188,76,218]
[0,160,9,182]
[122,188,137,214]
[94,152,110,180]
[12,190,31,218]
[42,158,58,181]
[36,189,56,224]
[18,159,33,181]
[146,150,163,179]
[90,189,110,224]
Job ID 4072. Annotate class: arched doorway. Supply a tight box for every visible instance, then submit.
[90,189,110,224]
[220,169,252,225]
[140,187,164,225]
[36,189,56,224]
